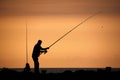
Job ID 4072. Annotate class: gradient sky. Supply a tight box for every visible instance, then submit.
[0,0,120,68]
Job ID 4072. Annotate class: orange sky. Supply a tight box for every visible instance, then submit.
[0,0,120,68]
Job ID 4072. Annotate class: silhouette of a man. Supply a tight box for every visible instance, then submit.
[32,40,49,74]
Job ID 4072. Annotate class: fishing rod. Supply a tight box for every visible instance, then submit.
[26,21,28,63]
[48,11,101,48]
[24,19,31,72]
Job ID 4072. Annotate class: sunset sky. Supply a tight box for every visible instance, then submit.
[0,0,120,68]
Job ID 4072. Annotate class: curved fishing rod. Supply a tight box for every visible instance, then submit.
[48,11,101,48]
[26,21,28,63]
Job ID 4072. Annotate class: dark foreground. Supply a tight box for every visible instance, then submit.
[0,67,120,80]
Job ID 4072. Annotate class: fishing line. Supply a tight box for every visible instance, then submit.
[48,11,101,48]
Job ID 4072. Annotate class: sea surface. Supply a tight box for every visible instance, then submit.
[0,68,120,73]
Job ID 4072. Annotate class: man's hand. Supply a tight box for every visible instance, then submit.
[43,47,49,54]
[46,47,49,49]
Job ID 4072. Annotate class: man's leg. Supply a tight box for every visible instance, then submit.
[34,57,40,74]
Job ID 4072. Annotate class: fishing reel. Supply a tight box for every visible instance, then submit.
[40,47,49,55]
[43,47,49,54]
[44,50,47,54]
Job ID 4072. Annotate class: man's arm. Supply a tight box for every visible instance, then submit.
[41,47,49,50]
[40,47,49,54]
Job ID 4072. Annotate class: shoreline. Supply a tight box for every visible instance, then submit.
[0,67,120,80]
[0,67,120,73]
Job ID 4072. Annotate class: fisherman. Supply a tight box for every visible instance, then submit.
[32,40,49,74]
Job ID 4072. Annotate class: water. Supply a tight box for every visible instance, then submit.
[1,68,120,73]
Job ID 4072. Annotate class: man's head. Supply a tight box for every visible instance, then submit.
[38,40,42,44]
